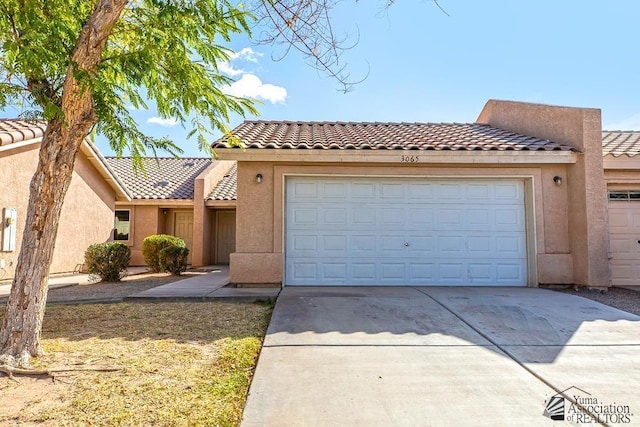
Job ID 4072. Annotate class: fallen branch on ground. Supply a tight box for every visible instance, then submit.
[0,364,121,379]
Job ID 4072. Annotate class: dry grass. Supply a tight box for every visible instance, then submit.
[0,301,273,426]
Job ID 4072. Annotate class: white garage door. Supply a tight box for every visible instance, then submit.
[608,191,640,287]
[285,177,528,286]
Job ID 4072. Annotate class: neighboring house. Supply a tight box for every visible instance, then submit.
[105,157,237,267]
[602,131,640,287]
[212,100,610,288]
[0,119,130,280]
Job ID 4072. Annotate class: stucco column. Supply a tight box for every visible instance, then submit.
[477,100,609,287]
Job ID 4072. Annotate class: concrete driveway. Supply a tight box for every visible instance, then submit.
[242,287,640,426]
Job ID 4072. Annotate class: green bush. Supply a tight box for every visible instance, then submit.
[142,234,186,273]
[84,242,131,282]
[159,245,190,275]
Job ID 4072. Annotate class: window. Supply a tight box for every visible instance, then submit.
[608,191,640,201]
[114,210,130,241]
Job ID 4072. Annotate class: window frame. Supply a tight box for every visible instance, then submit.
[113,209,132,243]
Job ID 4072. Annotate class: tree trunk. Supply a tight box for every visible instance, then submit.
[0,0,128,368]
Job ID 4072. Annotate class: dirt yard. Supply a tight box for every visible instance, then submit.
[0,299,273,426]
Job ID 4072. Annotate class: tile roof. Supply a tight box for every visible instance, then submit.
[0,119,46,146]
[213,121,574,152]
[602,131,640,157]
[106,157,212,200]
[206,164,237,201]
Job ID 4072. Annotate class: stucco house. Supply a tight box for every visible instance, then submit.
[212,100,611,288]
[105,157,237,267]
[0,119,130,280]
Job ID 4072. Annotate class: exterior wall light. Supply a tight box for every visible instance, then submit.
[256,173,263,184]
[553,176,562,185]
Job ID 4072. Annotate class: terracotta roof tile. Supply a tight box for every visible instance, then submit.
[213,121,574,152]
[106,157,211,200]
[602,131,640,157]
[206,164,237,201]
[0,119,46,146]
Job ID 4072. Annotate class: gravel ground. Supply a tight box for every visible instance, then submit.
[554,286,640,316]
[0,272,199,304]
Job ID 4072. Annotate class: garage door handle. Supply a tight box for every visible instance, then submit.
[404,242,410,247]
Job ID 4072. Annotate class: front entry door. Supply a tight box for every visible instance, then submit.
[216,211,236,264]
[174,211,194,264]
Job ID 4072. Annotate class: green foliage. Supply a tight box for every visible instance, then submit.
[142,234,185,273]
[84,242,131,282]
[0,0,258,158]
[159,245,190,275]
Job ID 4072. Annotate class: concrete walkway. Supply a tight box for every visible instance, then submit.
[1,266,278,302]
[0,267,149,299]
[243,287,640,426]
[126,266,279,302]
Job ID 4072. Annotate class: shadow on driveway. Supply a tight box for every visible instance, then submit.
[243,286,640,426]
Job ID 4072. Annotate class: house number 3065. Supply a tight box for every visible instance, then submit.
[401,155,420,163]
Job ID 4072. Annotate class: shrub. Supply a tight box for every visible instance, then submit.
[84,242,131,282]
[142,234,186,273]
[159,245,190,275]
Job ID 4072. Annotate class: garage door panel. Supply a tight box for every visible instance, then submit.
[608,200,640,286]
[409,208,435,225]
[323,208,347,224]
[381,235,406,253]
[609,236,636,258]
[352,183,376,198]
[408,263,435,281]
[408,236,435,253]
[496,235,527,257]
[291,182,318,198]
[351,235,377,252]
[292,235,317,251]
[322,263,347,280]
[322,182,347,198]
[286,178,528,286]
[352,263,377,280]
[437,183,463,199]
[408,183,435,199]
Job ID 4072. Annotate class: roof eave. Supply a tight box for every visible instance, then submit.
[80,140,132,201]
[603,153,640,170]
[0,137,42,153]
[214,148,578,164]
[115,199,194,207]
[205,199,237,208]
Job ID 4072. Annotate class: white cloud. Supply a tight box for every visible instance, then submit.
[225,74,287,104]
[605,113,640,130]
[219,47,265,77]
[229,47,263,63]
[219,61,245,77]
[147,116,178,127]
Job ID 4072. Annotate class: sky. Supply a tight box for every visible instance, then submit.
[5,1,640,157]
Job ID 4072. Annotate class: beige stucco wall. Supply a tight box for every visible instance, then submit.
[0,143,115,279]
[478,100,608,287]
[117,204,202,266]
[118,204,161,265]
[192,160,235,267]
[229,160,582,286]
